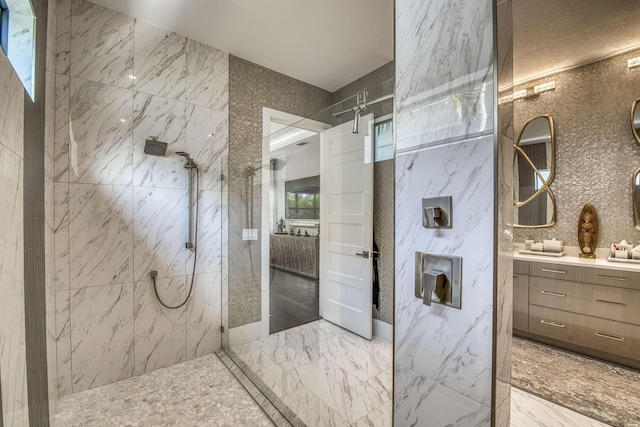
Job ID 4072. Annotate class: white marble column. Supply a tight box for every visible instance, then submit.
[394,0,513,425]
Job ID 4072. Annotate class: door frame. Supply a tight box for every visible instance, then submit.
[260,108,332,338]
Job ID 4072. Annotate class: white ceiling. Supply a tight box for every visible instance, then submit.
[90,0,394,92]
[90,0,640,93]
[513,0,640,84]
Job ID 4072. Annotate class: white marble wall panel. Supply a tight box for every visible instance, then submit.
[45,178,56,292]
[0,145,23,298]
[70,0,134,88]
[133,93,186,189]
[186,272,221,359]
[395,136,494,406]
[185,39,228,111]
[45,71,56,180]
[0,54,24,158]
[46,289,58,414]
[55,290,72,397]
[53,0,229,396]
[133,278,187,375]
[0,295,28,427]
[186,190,222,275]
[185,105,228,192]
[69,78,133,185]
[55,73,70,182]
[56,0,71,75]
[69,184,133,288]
[47,0,58,74]
[54,183,70,290]
[134,20,186,101]
[133,187,186,281]
[394,365,491,426]
[395,0,494,154]
[70,283,134,392]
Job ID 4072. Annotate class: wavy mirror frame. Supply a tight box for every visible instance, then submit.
[513,114,557,228]
[633,167,640,231]
[631,98,640,144]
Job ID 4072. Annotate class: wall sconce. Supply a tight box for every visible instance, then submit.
[514,81,556,100]
[628,57,640,69]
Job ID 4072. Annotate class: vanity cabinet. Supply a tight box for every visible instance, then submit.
[514,258,640,369]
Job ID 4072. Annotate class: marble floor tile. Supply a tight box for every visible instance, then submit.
[353,400,392,427]
[281,387,349,427]
[291,357,387,424]
[314,335,390,382]
[252,330,321,371]
[236,348,302,397]
[511,388,612,427]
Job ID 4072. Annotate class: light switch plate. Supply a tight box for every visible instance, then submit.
[242,229,258,240]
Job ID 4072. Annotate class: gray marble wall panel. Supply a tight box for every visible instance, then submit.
[53,0,228,396]
[0,48,28,426]
[513,48,640,248]
[394,0,503,424]
[228,55,332,328]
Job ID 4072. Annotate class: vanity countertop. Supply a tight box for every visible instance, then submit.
[514,249,640,273]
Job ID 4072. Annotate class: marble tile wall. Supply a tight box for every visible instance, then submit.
[0,45,28,426]
[512,47,640,248]
[52,0,228,396]
[394,0,511,425]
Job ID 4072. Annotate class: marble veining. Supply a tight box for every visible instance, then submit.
[395,0,494,153]
[231,319,393,426]
[0,295,29,426]
[133,20,186,101]
[0,144,24,298]
[54,73,70,182]
[56,290,72,398]
[185,39,229,112]
[186,191,223,275]
[68,184,133,288]
[70,0,134,88]
[56,0,71,75]
[133,187,186,281]
[0,53,24,158]
[394,137,495,406]
[69,77,133,185]
[186,272,222,359]
[133,278,187,375]
[70,283,135,393]
[185,104,229,192]
[132,92,187,189]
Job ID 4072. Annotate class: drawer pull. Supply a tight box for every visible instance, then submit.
[595,332,625,342]
[596,274,627,282]
[541,268,567,274]
[595,299,626,307]
[540,319,565,328]
[540,290,566,297]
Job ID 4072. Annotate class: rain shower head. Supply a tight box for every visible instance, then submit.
[144,137,168,156]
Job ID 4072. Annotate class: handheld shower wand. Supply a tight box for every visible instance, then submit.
[176,151,198,169]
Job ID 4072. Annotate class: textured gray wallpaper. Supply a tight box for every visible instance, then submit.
[228,57,396,328]
[513,48,640,248]
[228,56,332,328]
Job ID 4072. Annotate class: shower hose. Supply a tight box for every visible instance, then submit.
[151,167,199,309]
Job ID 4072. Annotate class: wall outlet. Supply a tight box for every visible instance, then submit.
[242,229,258,240]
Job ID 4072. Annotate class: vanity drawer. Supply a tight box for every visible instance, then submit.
[529,261,640,290]
[529,277,640,326]
[513,273,529,331]
[529,305,640,362]
[514,260,529,275]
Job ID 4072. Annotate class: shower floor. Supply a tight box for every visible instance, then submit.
[54,353,273,426]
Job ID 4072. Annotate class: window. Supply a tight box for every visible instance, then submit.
[285,176,320,220]
[374,116,393,162]
[0,0,36,99]
[534,169,550,190]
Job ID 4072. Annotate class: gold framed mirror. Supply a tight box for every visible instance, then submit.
[513,115,557,228]
[631,98,640,144]
[633,167,640,231]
